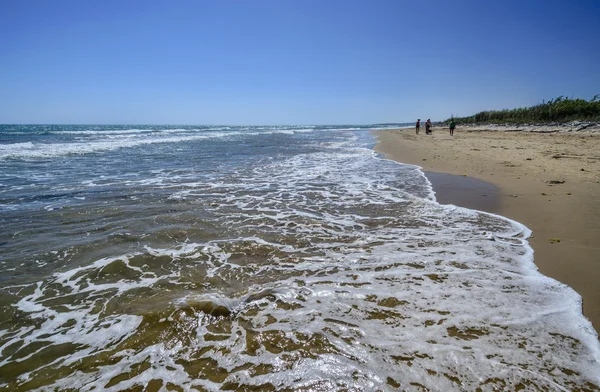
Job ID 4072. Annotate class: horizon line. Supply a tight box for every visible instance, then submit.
[0,122,421,127]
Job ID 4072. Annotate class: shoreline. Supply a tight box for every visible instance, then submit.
[373,126,600,333]
[424,171,502,213]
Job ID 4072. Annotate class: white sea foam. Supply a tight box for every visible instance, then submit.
[0,134,219,160]
[0,127,326,160]
[59,129,157,135]
[0,128,598,390]
[11,207,598,390]
[0,142,35,153]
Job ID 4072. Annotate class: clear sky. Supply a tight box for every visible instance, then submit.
[1,0,599,124]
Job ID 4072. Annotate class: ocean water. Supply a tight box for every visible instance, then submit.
[0,124,599,391]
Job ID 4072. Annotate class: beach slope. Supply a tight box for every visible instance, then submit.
[374,126,600,332]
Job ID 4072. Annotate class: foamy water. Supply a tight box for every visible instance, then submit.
[0,124,598,391]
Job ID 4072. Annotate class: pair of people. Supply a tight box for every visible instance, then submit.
[415,119,433,135]
[415,119,456,136]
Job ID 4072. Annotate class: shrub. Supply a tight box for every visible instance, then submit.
[447,96,600,124]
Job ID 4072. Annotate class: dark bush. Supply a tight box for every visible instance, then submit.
[447,96,600,124]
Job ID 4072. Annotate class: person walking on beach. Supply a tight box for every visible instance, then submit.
[425,119,432,135]
[449,119,456,136]
[415,119,421,134]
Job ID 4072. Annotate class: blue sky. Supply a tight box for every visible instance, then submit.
[1,0,599,124]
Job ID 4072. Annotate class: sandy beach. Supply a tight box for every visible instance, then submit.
[374,125,600,333]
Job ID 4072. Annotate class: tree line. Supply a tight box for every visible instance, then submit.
[446,96,600,124]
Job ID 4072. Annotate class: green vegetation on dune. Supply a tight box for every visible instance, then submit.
[447,96,600,124]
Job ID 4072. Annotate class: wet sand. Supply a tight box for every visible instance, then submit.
[374,126,600,333]
[425,171,501,213]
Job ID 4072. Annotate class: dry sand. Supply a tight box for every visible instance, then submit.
[374,125,600,333]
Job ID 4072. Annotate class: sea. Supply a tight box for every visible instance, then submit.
[0,124,599,391]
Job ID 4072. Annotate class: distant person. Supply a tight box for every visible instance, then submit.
[425,119,432,135]
[415,119,421,134]
[449,119,456,136]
